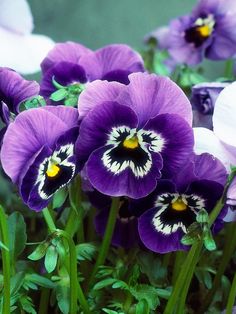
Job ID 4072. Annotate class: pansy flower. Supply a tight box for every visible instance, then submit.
[0,106,79,211]
[149,0,236,65]
[76,73,194,198]
[191,82,229,129]
[40,42,145,105]
[138,153,227,253]
[0,0,54,74]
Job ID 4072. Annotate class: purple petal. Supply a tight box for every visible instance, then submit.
[193,153,227,185]
[76,101,138,167]
[1,107,73,183]
[78,80,125,118]
[79,44,144,81]
[41,41,91,74]
[86,145,162,198]
[0,67,39,113]
[42,105,79,127]
[117,72,192,127]
[138,207,187,253]
[144,113,194,177]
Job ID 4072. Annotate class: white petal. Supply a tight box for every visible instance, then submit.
[193,127,234,170]
[0,27,54,74]
[213,81,236,147]
[0,0,33,35]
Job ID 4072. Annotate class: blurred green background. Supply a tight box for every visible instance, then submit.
[29,0,225,79]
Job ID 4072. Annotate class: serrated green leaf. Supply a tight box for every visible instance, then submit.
[76,242,98,261]
[50,88,68,101]
[136,299,149,314]
[53,188,68,209]
[8,212,27,260]
[94,278,117,290]
[130,284,159,310]
[44,245,58,273]
[28,241,49,261]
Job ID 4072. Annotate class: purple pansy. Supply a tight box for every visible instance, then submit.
[40,42,145,105]
[0,67,39,125]
[150,0,236,65]
[76,73,194,199]
[138,153,227,254]
[0,106,79,211]
[191,82,229,129]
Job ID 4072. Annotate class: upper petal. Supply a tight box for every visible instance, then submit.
[79,44,144,81]
[117,72,192,128]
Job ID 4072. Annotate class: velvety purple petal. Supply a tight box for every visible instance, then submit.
[95,208,140,249]
[79,44,144,81]
[76,101,138,167]
[40,62,87,101]
[138,207,187,253]
[102,69,132,85]
[42,106,79,127]
[117,72,192,127]
[1,108,70,183]
[78,80,125,119]
[144,113,194,177]
[0,67,39,113]
[193,153,227,185]
[86,145,163,198]
[41,41,91,74]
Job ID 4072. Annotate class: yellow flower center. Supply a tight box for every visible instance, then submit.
[197,25,211,38]
[123,136,139,149]
[46,163,60,178]
[172,198,187,211]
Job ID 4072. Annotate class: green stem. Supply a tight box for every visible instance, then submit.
[172,251,185,285]
[42,207,57,232]
[38,288,50,314]
[55,229,90,314]
[226,271,236,314]
[88,197,120,289]
[199,223,236,313]
[0,206,10,314]
[224,59,234,79]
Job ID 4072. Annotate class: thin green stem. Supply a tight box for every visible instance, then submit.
[172,251,185,285]
[0,206,10,314]
[88,197,120,289]
[226,271,236,314]
[42,207,57,232]
[38,287,50,314]
[224,59,234,79]
[199,223,236,313]
[55,229,90,314]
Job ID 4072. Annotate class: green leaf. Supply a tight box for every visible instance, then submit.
[20,295,37,314]
[50,88,68,101]
[10,272,25,295]
[130,284,160,310]
[76,242,98,261]
[52,188,68,209]
[64,96,78,107]
[0,240,9,251]
[203,227,216,251]
[8,212,27,260]
[25,273,55,289]
[112,280,129,290]
[28,241,49,261]
[136,299,150,314]
[94,278,117,290]
[102,309,122,314]
[44,245,58,273]
[56,284,70,314]
[156,287,172,299]
[196,209,209,224]
[203,271,212,290]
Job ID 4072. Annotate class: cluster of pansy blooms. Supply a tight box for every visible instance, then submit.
[0,37,232,257]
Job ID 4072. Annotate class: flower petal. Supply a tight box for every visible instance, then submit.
[117,72,192,127]
[0,28,54,75]
[78,80,125,118]
[79,44,144,82]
